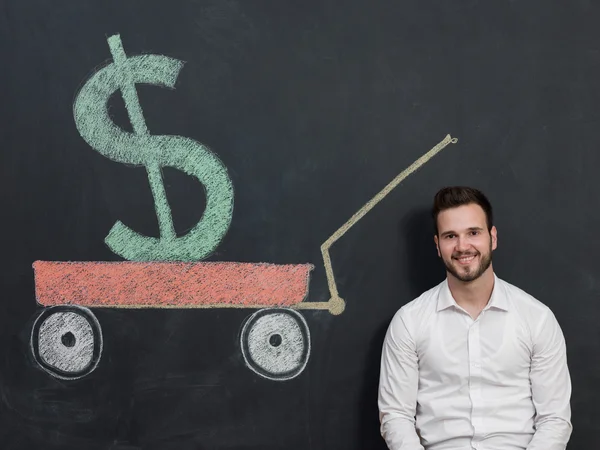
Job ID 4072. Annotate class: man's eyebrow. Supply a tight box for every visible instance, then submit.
[439,230,456,237]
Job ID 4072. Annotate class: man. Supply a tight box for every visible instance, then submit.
[378,186,572,449]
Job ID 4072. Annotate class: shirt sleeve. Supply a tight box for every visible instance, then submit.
[378,310,425,450]
[526,309,573,450]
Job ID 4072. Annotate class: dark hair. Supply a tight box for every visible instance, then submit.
[432,186,493,235]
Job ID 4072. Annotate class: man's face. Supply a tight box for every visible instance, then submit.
[434,203,497,283]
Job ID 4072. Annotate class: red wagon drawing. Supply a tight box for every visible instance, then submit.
[29,134,457,382]
[31,260,343,381]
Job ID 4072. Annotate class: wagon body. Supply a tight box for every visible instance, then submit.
[33,261,314,309]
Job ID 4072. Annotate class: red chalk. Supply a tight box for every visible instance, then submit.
[33,261,313,308]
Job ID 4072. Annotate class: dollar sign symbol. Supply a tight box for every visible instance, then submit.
[73,34,234,261]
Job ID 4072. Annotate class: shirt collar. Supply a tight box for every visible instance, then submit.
[436,274,508,312]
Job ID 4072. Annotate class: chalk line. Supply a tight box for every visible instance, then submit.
[320,134,459,314]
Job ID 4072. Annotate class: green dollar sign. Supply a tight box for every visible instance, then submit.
[73,34,234,261]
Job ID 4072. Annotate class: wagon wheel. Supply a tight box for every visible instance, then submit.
[240,308,310,381]
[31,305,103,380]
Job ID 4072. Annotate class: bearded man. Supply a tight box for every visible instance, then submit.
[378,186,572,450]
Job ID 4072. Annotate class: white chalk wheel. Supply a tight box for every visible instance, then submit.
[240,308,310,381]
[31,306,103,380]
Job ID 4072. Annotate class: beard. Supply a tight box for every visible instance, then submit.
[443,242,493,283]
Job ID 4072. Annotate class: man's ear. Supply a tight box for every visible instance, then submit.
[434,234,441,257]
[491,226,498,251]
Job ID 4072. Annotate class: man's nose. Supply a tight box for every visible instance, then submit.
[455,236,470,252]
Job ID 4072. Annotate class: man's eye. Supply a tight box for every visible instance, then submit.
[445,234,455,239]
[470,231,479,236]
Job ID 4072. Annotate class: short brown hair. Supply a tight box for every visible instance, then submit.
[432,186,493,235]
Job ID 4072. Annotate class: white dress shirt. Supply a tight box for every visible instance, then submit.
[378,274,572,450]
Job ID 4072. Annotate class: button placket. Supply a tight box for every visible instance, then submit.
[468,320,483,435]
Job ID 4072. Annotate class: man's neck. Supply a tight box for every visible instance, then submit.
[447,267,495,318]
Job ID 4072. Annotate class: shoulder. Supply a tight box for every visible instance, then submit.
[497,276,559,332]
[388,280,444,338]
[498,276,552,314]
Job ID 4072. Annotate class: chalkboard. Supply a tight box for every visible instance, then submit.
[1,0,598,448]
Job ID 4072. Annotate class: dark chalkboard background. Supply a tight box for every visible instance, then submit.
[1,0,599,448]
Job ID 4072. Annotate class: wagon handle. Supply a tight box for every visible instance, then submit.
[319,134,459,315]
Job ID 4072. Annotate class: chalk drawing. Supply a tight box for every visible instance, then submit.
[30,306,103,380]
[73,33,234,262]
[240,308,310,381]
[320,134,458,315]
[33,261,313,309]
[30,132,458,380]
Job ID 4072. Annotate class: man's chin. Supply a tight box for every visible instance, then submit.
[445,264,483,283]
[447,261,494,283]
[453,272,480,283]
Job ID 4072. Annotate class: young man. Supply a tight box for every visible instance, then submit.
[378,186,572,450]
